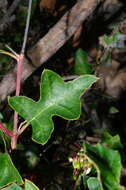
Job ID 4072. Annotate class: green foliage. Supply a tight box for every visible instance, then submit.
[71,140,122,190]
[101,31,121,47]
[9,69,97,145]
[73,48,93,75]
[24,180,40,190]
[85,143,122,190]
[0,4,126,188]
[0,120,13,148]
[109,106,119,114]
[0,152,39,189]
[100,27,126,49]
[0,64,124,189]
[1,183,23,190]
[87,177,103,190]
[0,153,23,188]
[101,132,123,149]
[1,180,40,190]
[0,112,4,120]
[25,150,40,168]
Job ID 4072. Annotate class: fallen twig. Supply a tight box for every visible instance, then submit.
[27,0,100,67]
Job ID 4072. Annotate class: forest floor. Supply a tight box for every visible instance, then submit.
[0,0,126,190]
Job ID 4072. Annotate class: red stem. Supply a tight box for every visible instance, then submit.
[11,0,32,150]
[11,53,24,149]
[16,54,24,96]
[0,123,15,137]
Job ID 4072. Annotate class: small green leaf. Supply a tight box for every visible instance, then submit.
[73,49,93,75]
[24,180,40,190]
[109,106,119,114]
[101,31,120,47]
[85,143,122,190]
[9,69,98,144]
[0,112,4,120]
[101,132,122,149]
[25,151,39,168]
[1,183,23,190]
[0,153,23,188]
[100,30,126,49]
[1,180,40,190]
[87,177,103,190]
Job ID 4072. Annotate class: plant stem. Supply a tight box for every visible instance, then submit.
[0,123,15,137]
[11,0,32,149]
[11,54,24,149]
[21,0,32,54]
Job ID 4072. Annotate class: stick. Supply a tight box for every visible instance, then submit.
[27,0,99,66]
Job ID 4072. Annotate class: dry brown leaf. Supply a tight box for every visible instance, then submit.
[95,59,126,99]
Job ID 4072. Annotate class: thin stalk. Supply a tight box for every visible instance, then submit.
[11,54,24,149]
[11,0,32,149]
[5,44,19,57]
[18,122,29,135]
[0,123,15,137]
[21,0,32,54]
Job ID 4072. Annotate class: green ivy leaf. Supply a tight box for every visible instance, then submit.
[1,183,23,190]
[1,180,40,190]
[101,132,123,149]
[109,106,119,114]
[85,143,122,190]
[0,153,23,188]
[9,69,98,144]
[73,49,93,75]
[24,180,40,190]
[87,177,103,190]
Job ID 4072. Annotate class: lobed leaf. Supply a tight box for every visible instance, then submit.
[2,183,23,190]
[24,180,40,190]
[0,153,23,188]
[1,180,40,190]
[85,143,122,190]
[9,69,98,144]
